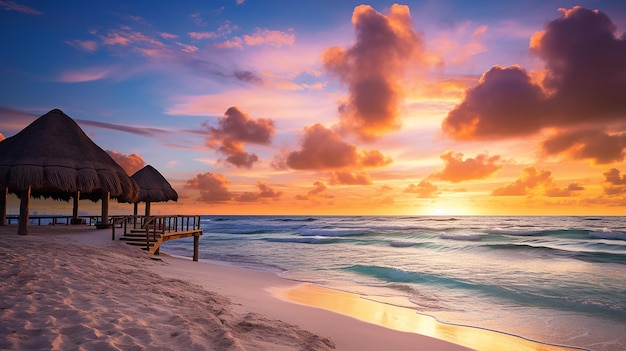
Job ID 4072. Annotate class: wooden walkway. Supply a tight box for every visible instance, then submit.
[112,215,203,261]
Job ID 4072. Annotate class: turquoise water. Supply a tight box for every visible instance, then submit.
[161,216,626,351]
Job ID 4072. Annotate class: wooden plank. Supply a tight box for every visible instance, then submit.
[161,230,202,241]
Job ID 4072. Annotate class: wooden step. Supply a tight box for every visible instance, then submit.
[119,237,154,242]
[120,232,154,239]
[125,241,156,247]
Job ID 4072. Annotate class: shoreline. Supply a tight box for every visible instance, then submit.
[153,242,586,350]
[0,225,590,350]
[0,225,471,351]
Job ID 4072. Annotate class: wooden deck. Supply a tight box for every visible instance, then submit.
[113,215,203,261]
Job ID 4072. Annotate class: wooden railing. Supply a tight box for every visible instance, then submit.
[139,215,203,261]
[111,215,202,239]
[5,215,107,226]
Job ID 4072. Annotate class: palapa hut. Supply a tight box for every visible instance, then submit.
[128,165,178,223]
[0,108,139,234]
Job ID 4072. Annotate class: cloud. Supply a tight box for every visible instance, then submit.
[328,171,371,185]
[296,181,333,200]
[0,0,41,15]
[442,65,546,140]
[212,27,294,50]
[65,40,98,52]
[235,180,282,202]
[233,70,264,85]
[0,106,38,131]
[205,106,274,168]
[430,151,502,183]
[0,132,4,141]
[404,180,438,198]
[542,129,626,164]
[442,7,626,163]
[602,168,626,195]
[492,166,552,196]
[58,67,115,83]
[106,150,145,175]
[243,28,294,48]
[545,183,584,197]
[189,31,219,40]
[284,123,392,170]
[76,119,172,138]
[214,37,244,49]
[428,21,488,68]
[160,32,178,39]
[100,26,166,56]
[323,4,426,140]
[185,172,232,202]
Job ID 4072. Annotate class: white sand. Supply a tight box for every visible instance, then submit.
[0,225,480,350]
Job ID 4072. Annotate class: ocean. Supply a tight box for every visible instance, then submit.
[160,216,626,351]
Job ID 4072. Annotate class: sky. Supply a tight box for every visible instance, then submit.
[1,0,626,216]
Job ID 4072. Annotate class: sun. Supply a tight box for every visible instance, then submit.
[425,202,472,216]
[431,207,447,216]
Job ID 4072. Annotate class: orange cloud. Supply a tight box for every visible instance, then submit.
[323,4,425,140]
[492,166,552,196]
[0,132,4,141]
[205,107,274,168]
[431,151,502,183]
[107,150,145,175]
[235,180,282,202]
[443,7,626,163]
[185,172,232,202]
[296,181,333,200]
[545,183,584,197]
[284,123,392,171]
[328,171,371,185]
[603,168,626,195]
[404,180,438,198]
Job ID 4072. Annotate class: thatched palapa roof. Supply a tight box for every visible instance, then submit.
[131,165,178,203]
[0,109,139,202]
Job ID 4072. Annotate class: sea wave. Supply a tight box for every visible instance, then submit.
[299,228,368,237]
[342,265,626,319]
[484,243,626,264]
[589,230,626,241]
[261,237,342,245]
[487,229,543,236]
[439,232,484,241]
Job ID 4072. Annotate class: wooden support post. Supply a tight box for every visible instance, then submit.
[95,191,111,229]
[193,234,199,261]
[0,186,7,226]
[133,202,138,229]
[144,201,151,226]
[72,191,80,224]
[17,186,30,235]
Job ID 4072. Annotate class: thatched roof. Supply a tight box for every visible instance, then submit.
[130,165,178,203]
[0,109,139,202]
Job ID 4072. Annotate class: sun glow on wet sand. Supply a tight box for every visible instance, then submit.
[276,283,581,351]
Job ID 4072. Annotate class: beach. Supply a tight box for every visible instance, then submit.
[0,225,473,351]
